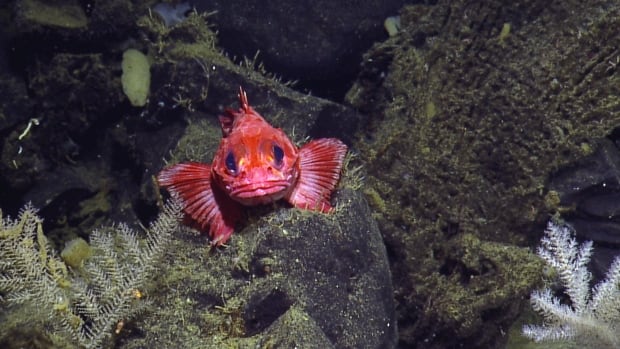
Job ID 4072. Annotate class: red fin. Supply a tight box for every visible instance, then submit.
[286,138,347,212]
[238,86,250,112]
[157,162,241,246]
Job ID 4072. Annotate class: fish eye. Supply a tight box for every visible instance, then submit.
[225,151,237,175]
[273,144,284,166]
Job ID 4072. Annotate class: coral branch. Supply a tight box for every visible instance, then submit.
[523,220,620,348]
[0,198,182,349]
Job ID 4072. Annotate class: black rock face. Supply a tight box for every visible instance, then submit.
[193,0,407,99]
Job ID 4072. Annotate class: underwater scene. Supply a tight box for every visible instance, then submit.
[1,0,620,348]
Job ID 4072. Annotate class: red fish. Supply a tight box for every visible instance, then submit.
[157,87,347,246]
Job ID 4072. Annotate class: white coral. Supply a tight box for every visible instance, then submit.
[523,221,620,348]
[0,198,182,349]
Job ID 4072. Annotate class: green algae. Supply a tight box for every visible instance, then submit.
[20,0,87,29]
[137,11,219,64]
[497,23,511,44]
[120,187,394,348]
[347,0,620,347]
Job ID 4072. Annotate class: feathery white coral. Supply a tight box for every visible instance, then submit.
[522,220,620,348]
[0,198,182,349]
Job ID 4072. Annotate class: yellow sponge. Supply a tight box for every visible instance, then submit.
[121,49,150,107]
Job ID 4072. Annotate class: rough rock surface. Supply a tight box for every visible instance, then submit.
[346,0,620,347]
[118,188,396,349]
[193,0,408,98]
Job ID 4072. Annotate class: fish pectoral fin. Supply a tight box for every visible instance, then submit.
[286,138,347,213]
[157,162,241,246]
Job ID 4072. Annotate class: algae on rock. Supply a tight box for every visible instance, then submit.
[346,0,620,347]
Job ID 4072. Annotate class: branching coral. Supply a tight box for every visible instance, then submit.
[0,198,182,348]
[523,220,620,348]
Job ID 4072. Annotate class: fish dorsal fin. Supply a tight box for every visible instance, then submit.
[219,86,251,137]
[238,86,250,112]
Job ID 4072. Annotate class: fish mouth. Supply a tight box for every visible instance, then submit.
[229,180,290,204]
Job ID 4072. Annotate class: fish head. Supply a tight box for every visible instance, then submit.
[212,122,300,206]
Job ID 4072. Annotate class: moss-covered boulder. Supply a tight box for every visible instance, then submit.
[119,188,397,349]
[346,0,620,347]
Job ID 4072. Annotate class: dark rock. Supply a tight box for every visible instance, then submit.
[548,138,620,279]
[579,192,620,220]
[0,75,34,209]
[258,306,336,349]
[549,139,620,208]
[120,189,397,349]
[570,219,620,246]
[148,57,364,146]
[242,188,397,348]
[192,0,408,99]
